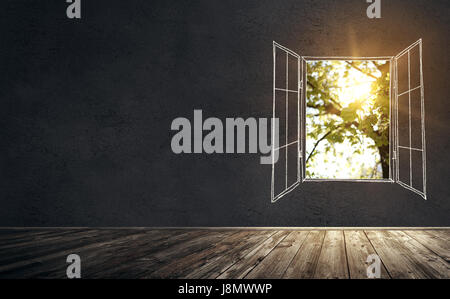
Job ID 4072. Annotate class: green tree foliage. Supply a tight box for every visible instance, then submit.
[306,60,390,178]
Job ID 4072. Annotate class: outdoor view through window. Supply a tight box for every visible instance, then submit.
[305,60,390,180]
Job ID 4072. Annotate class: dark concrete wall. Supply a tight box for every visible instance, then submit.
[1,0,449,226]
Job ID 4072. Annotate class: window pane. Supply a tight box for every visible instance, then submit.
[275,49,286,89]
[275,90,286,147]
[287,144,298,186]
[410,88,423,149]
[398,147,410,185]
[409,46,421,89]
[305,60,389,179]
[397,93,410,147]
[397,54,409,94]
[288,54,298,91]
[411,150,424,192]
[274,147,286,195]
[288,92,299,143]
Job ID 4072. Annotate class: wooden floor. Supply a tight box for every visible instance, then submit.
[0,229,449,279]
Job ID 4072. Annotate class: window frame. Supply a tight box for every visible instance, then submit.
[393,39,427,199]
[271,40,427,203]
[302,56,395,183]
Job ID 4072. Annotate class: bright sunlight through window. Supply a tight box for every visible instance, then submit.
[305,60,390,180]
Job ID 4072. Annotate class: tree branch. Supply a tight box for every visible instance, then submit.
[307,80,342,111]
[372,61,390,74]
[306,127,338,165]
[305,120,360,165]
[345,61,378,80]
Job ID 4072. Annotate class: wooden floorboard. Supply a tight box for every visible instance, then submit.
[86,230,223,279]
[0,230,156,278]
[313,231,349,279]
[283,230,326,278]
[74,229,200,279]
[185,230,276,279]
[0,229,126,266]
[365,230,450,279]
[0,229,448,279]
[245,231,309,279]
[344,230,390,279]
[386,230,449,278]
[217,231,289,279]
[403,230,450,262]
[101,230,233,279]
[146,230,257,279]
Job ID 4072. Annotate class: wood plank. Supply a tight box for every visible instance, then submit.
[0,229,448,279]
[0,229,89,251]
[92,230,234,279]
[366,230,420,278]
[0,230,166,278]
[0,230,56,241]
[80,229,209,278]
[404,230,450,262]
[425,229,450,242]
[313,230,349,279]
[185,230,276,279]
[65,230,215,278]
[0,229,125,265]
[0,229,36,239]
[283,230,325,278]
[245,231,309,279]
[146,230,257,278]
[365,230,447,279]
[0,230,84,246]
[386,231,449,279]
[344,231,390,279]
[217,231,289,279]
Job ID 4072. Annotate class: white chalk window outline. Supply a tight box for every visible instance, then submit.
[271,39,426,203]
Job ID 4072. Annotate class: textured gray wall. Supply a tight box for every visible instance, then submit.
[0,0,449,226]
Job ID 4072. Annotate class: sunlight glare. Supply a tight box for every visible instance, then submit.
[336,66,376,108]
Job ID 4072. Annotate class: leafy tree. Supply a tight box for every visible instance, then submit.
[306,60,390,178]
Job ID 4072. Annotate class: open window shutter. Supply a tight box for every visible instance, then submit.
[271,42,303,203]
[394,39,427,199]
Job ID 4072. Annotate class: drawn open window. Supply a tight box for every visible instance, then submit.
[271,40,426,203]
